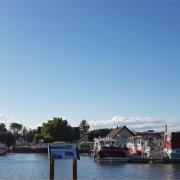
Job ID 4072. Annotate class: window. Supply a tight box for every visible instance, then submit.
[122,135,128,139]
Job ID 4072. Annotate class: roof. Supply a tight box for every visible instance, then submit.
[106,126,134,139]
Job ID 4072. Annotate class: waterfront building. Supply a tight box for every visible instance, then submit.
[15,137,28,146]
[106,126,134,146]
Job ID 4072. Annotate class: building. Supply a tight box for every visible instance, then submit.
[15,137,28,146]
[106,126,134,146]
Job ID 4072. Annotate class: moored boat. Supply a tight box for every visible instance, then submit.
[126,136,144,157]
[126,132,164,159]
[92,138,130,162]
[78,142,94,153]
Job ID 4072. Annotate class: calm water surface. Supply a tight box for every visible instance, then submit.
[0,153,180,180]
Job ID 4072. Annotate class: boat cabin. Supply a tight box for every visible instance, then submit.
[93,138,119,151]
[126,133,164,158]
[79,142,94,153]
[126,136,143,156]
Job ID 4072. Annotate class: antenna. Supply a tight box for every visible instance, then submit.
[165,124,167,133]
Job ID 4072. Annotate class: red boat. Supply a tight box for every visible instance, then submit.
[92,138,129,161]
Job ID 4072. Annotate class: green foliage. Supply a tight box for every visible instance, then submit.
[0,118,81,145]
[79,120,90,136]
[0,131,15,146]
[10,123,23,134]
[41,117,75,143]
[0,123,15,145]
[72,127,80,142]
[22,127,28,135]
[37,127,41,134]
[33,134,44,144]
[26,129,37,142]
[0,123,7,133]
[88,128,112,141]
[43,135,53,143]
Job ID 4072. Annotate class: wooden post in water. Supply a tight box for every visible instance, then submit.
[72,159,77,180]
[49,159,55,180]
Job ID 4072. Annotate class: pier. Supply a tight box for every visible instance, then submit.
[94,157,180,164]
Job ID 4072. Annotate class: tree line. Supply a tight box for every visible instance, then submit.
[0,122,37,146]
[0,117,111,146]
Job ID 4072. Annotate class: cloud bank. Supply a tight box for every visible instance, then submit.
[1,113,179,132]
[0,114,12,125]
[89,115,180,132]
[0,114,24,128]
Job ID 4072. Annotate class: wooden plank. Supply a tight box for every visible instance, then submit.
[49,159,55,180]
[72,159,77,180]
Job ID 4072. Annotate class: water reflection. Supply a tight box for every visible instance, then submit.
[0,154,180,180]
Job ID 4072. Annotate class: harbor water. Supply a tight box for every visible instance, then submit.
[0,153,180,180]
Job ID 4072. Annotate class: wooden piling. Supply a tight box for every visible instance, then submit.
[49,159,55,180]
[72,159,77,180]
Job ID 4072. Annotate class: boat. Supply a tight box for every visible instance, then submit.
[78,142,94,153]
[92,138,130,162]
[164,132,180,159]
[126,133,164,159]
[0,143,6,155]
[126,136,144,157]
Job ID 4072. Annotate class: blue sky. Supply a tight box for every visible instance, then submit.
[0,2,179,130]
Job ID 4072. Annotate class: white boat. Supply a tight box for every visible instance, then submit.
[126,133,164,158]
[0,143,6,155]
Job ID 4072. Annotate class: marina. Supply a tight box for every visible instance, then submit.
[0,2,179,180]
[2,128,180,165]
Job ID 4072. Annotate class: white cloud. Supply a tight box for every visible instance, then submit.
[0,114,25,128]
[89,115,180,132]
[0,114,12,124]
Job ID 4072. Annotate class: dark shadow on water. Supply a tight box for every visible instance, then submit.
[96,161,128,166]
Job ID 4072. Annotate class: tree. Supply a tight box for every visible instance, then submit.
[79,120,90,136]
[22,126,28,135]
[37,126,41,134]
[41,117,73,143]
[72,127,80,142]
[88,128,112,141]
[9,123,23,135]
[0,131,15,145]
[33,134,44,144]
[27,129,37,142]
[0,123,15,145]
[0,123,7,133]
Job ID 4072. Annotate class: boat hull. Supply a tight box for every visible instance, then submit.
[95,147,127,159]
[164,149,180,159]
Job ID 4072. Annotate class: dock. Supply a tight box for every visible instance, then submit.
[11,146,48,153]
[94,157,180,164]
